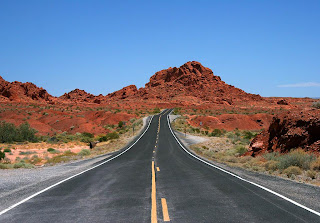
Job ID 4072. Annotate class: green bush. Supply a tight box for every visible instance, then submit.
[81,132,94,138]
[78,149,91,156]
[0,121,38,143]
[0,150,5,160]
[3,148,11,153]
[118,121,124,128]
[211,129,223,137]
[243,131,257,140]
[47,148,60,154]
[47,148,55,152]
[98,135,108,142]
[277,149,316,170]
[283,166,302,177]
[107,132,119,140]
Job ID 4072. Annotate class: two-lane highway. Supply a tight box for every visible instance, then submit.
[0,109,319,222]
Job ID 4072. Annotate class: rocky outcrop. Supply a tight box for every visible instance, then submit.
[107,85,138,99]
[0,76,53,102]
[107,61,263,105]
[60,89,103,104]
[248,109,320,156]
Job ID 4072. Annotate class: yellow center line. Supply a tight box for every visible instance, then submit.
[151,161,157,223]
[161,198,170,221]
[157,167,160,172]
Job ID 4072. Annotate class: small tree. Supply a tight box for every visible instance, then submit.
[118,121,124,128]
[0,150,5,161]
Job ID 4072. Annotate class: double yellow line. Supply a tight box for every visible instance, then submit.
[151,114,170,223]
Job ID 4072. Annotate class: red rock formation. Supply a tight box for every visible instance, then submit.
[107,85,138,99]
[248,109,320,156]
[0,76,52,102]
[107,61,262,105]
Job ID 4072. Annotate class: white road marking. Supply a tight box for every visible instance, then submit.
[0,115,155,216]
[166,111,320,217]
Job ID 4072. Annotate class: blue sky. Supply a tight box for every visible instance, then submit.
[0,0,319,98]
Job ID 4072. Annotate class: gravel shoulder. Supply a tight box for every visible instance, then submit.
[0,116,151,212]
[170,115,320,213]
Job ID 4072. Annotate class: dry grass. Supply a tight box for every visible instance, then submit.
[189,133,320,185]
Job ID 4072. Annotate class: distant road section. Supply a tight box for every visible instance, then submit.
[1,109,320,222]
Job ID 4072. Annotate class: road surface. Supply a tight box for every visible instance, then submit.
[0,109,319,222]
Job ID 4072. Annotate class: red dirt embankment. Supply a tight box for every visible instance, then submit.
[188,113,273,131]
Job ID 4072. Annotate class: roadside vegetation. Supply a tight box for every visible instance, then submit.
[173,116,320,185]
[0,117,144,169]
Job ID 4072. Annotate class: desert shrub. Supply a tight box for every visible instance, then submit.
[107,132,119,140]
[283,166,302,177]
[78,149,91,156]
[211,129,223,137]
[13,161,34,169]
[263,151,280,161]
[306,170,317,179]
[29,155,43,164]
[118,121,124,128]
[264,160,279,171]
[238,156,253,163]
[234,145,248,156]
[81,132,94,138]
[63,150,77,156]
[46,156,68,164]
[19,151,36,155]
[3,148,11,153]
[98,132,119,142]
[47,148,55,152]
[98,135,108,142]
[1,157,11,164]
[312,100,320,109]
[0,150,5,161]
[310,157,320,171]
[277,149,316,170]
[48,149,60,154]
[80,136,93,143]
[0,121,38,143]
[243,131,257,140]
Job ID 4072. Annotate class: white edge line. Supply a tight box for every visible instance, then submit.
[166,112,320,217]
[0,115,155,216]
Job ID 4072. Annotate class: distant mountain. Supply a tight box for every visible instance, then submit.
[0,61,263,106]
[107,61,263,105]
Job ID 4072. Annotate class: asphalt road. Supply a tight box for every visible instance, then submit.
[1,109,320,222]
